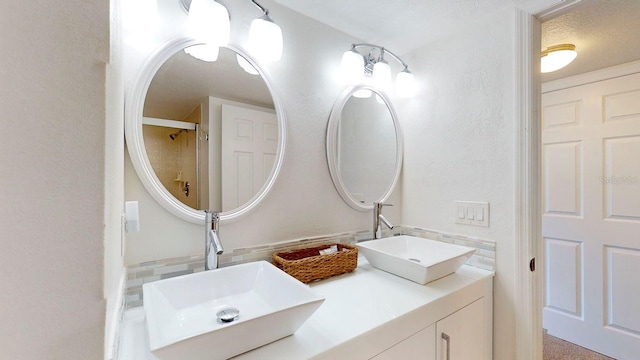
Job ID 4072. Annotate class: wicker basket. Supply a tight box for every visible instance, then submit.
[272,243,358,283]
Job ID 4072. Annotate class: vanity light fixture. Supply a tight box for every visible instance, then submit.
[341,44,416,98]
[181,0,230,62]
[180,0,283,63]
[248,0,284,62]
[541,44,577,73]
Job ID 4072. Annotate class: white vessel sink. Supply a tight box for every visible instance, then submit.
[357,235,475,285]
[143,260,325,360]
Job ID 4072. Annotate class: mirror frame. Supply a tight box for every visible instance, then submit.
[125,37,287,224]
[326,84,403,211]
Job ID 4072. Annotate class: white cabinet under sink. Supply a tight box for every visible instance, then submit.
[371,297,488,360]
[436,298,486,360]
[371,324,436,360]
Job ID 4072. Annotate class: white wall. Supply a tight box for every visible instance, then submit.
[124,0,401,265]
[399,8,517,360]
[0,0,111,359]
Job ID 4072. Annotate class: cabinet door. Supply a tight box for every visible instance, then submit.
[436,298,486,360]
[371,323,436,360]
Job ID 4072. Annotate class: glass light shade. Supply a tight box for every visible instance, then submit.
[187,0,230,46]
[353,89,372,98]
[184,44,219,62]
[236,54,259,75]
[340,49,365,83]
[396,70,416,98]
[248,16,283,62]
[541,44,577,73]
[372,60,392,92]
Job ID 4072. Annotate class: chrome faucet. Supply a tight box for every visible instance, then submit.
[373,202,394,239]
[205,210,224,270]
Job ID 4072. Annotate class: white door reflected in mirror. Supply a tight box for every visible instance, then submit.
[125,38,286,224]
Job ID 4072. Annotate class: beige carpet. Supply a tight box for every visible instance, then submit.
[543,329,616,360]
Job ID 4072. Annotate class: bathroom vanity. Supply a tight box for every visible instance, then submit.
[118,256,493,360]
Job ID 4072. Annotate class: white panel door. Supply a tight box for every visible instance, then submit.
[221,104,277,210]
[542,72,640,359]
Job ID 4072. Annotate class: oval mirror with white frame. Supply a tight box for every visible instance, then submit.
[326,85,403,211]
[125,37,286,224]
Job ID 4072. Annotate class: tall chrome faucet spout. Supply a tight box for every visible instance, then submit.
[373,202,394,239]
[378,214,394,230]
[205,210,224,270]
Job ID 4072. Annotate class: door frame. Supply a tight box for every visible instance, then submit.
[514,1,583,359]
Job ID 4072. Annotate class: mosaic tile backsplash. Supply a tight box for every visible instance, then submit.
[124,226,495,309]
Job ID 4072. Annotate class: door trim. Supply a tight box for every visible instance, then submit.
[514,6,542,360]
[542,59,640,93]
[513,1,583,358]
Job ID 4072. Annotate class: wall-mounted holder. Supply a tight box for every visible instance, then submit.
[183,182,190,197]
[125,201,140,233]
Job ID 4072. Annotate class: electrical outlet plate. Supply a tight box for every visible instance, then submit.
[454,201,489,227]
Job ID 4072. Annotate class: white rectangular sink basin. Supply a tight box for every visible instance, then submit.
[143,260,325,360]
[357,235,476,285]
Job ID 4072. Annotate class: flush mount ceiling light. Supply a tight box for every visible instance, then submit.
[248,0,283,62]
[340,44,416,98]
[541,44,577,73]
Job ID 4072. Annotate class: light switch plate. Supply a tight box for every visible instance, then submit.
[454,201,489,227]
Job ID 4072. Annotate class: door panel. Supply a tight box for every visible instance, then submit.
[604,246,640,336]
[543,141,582,216]
[221,104,277,210]
[542,72,640,359]
[544,237,582,317]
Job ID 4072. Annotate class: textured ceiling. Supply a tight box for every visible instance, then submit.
[272,0,521,55]
[144,47,273,120]
[541,0,640,82]
[272,0,640,82]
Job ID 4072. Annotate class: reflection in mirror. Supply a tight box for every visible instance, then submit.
[142,45,277,213]
[338,95,397,204]
[326,86,403,211]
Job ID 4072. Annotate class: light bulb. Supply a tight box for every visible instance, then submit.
[184,44,219,62]
[187,0,230,46]
[340,49,364,84]
[396,69,416,98]
[236,54,259,75]
[372,60,391,92]
[248,15,283,62]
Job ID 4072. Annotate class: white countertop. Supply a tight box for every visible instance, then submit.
[117,256,493,360]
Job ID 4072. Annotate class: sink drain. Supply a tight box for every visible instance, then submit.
[217,308,240,323]
[408,258,421,263]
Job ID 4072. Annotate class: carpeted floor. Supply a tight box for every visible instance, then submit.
[543,329,616,360]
